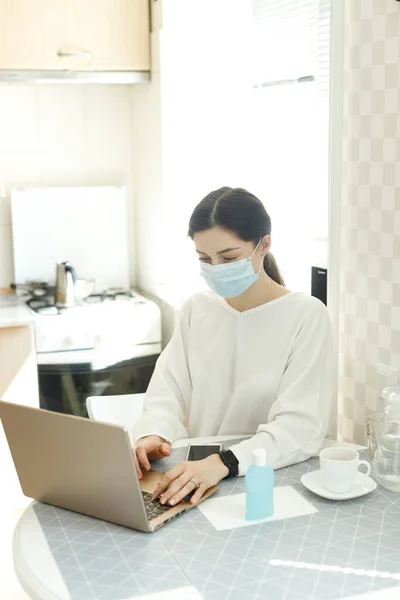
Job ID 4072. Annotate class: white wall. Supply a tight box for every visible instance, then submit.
[159,0,253,305]
[0,84,137,288]
[131,0,164,299]
[130,3,179,345]
[132,0,253,319]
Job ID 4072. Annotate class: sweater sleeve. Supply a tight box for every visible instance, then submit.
[133,299,192,444]
[230,299,334,475]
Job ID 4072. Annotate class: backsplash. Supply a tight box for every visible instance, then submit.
[338,0,400,443]
[0,85,136,288]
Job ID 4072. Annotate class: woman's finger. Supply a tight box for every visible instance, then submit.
[148,442,171,461]
[158,472,193,505]
[133,449,143,480]
[160,443,171,456]
[153,463,186,499]
[168,480,199,507]
[136,446,151,472]
[190,483,206,505]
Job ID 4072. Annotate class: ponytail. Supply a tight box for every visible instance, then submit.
[263,252,285,286]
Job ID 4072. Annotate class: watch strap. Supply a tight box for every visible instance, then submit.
[219,449,239,478]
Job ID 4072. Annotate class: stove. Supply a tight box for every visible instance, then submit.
[26,288,162,418]
[26,288,145,316]
[23,288,162,358]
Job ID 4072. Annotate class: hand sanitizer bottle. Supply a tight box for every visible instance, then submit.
[245,448,274,521]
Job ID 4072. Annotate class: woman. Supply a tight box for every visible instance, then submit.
[133,187,334,507]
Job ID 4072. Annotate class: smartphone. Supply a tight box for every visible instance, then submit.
[186,444,222,461]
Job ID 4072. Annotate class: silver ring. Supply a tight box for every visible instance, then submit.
[189,478,200,490]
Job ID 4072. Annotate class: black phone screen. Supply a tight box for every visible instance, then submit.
[187,445,221,461]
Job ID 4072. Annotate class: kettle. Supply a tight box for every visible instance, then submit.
[55,261,76,307]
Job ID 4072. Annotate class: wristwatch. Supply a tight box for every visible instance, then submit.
[218,449,239,478]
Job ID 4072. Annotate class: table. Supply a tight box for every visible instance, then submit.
[12,439,400,600]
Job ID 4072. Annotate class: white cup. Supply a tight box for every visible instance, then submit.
[319,447,371,494]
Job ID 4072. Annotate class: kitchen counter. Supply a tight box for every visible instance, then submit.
[11,441,400,600]
[0,295,33,328]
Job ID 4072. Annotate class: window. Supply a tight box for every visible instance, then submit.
[245,0,331,293]
[157,0,331,305]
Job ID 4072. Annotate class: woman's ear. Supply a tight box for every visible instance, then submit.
[261,235,271,255]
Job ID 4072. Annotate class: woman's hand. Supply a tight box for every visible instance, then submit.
[134,435,171,479]
[153,454,229,506]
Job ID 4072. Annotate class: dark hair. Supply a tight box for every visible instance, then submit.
[188,187,285,286]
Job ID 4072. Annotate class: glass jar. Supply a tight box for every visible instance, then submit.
[366,410,384,462]
[373,391,400,492]
[381,386,400,403]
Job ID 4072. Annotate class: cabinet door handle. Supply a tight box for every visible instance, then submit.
[57,49,93,61]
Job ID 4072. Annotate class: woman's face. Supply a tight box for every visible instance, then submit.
[193,227,270,268]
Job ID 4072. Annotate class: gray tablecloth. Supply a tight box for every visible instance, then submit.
[19,443,400,600]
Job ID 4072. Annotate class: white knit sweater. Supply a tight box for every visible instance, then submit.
[133,291,334,475]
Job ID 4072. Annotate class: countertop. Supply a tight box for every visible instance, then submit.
[0,295,33,328]
[11,441,400,600]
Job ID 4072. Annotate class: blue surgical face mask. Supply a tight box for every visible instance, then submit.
[200,240,263,298]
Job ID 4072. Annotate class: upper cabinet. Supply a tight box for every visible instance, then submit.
[0,0,150,71]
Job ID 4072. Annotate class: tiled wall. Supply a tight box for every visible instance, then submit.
[0,84,136,288]
[338,0,400,443]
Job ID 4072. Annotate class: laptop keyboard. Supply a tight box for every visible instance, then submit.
[142,491,176,520]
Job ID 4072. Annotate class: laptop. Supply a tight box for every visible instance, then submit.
[0,401,218,532]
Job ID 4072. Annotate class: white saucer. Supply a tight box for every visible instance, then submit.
[301,470,377,500]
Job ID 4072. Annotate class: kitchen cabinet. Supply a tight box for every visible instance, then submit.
[0,321,38,510]
[0,0,150,71]
[0,324,39,406]
[0,293,38,407]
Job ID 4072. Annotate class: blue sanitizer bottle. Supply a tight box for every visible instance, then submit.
[245,448,274,521]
